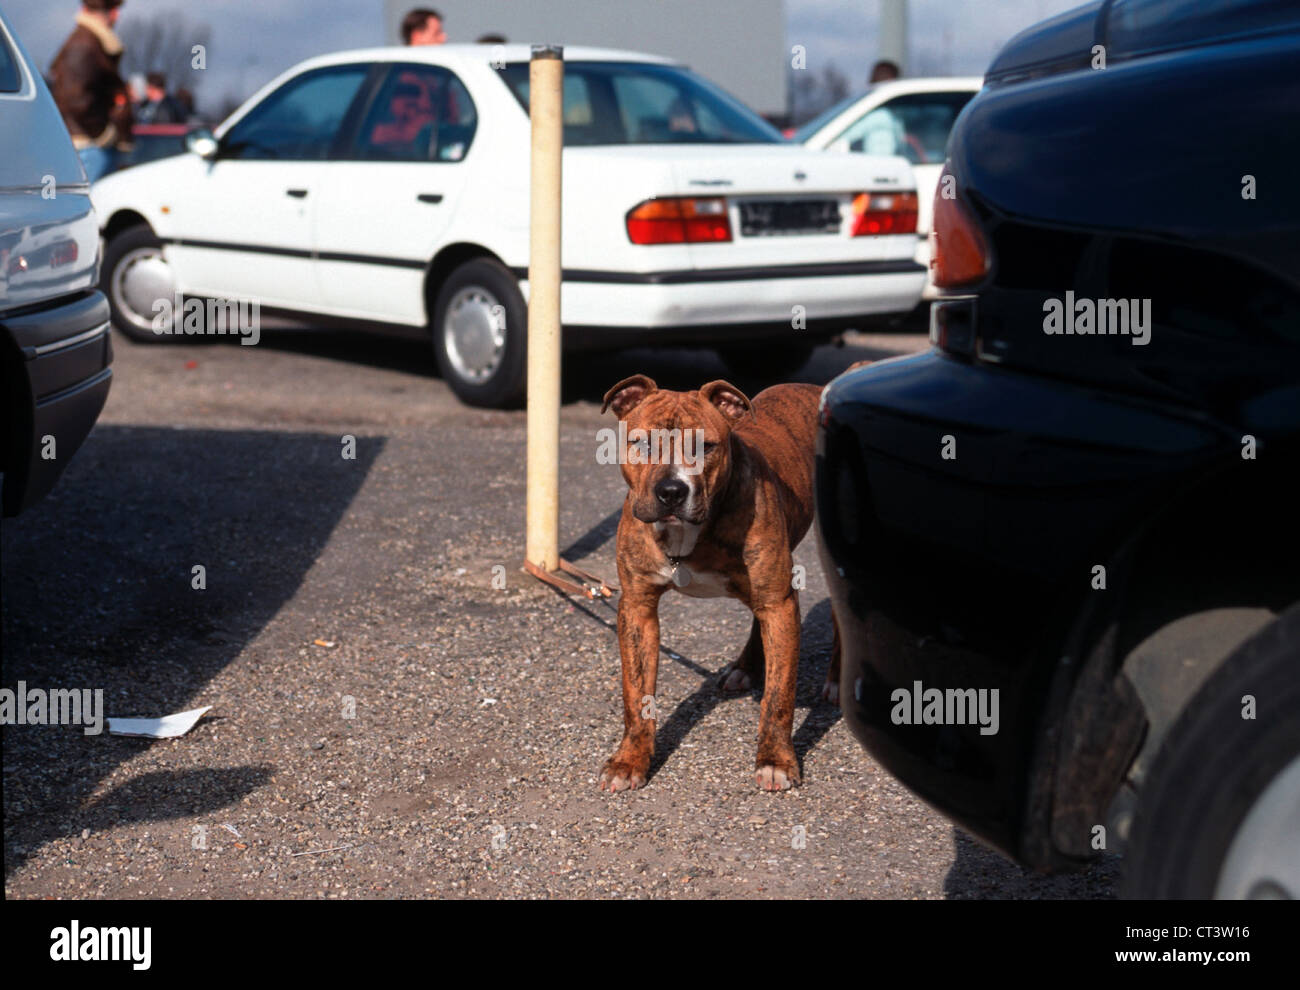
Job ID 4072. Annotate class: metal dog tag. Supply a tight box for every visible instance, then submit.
[672,564,692,588]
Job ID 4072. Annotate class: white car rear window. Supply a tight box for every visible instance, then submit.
[498,61,782,146]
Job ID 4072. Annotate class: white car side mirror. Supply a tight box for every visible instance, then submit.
[185,130,219,160]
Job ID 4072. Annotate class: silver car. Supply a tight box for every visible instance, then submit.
[0,9,112,515]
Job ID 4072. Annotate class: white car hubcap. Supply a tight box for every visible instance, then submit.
[444,286,506,385]
[112,246,175,335]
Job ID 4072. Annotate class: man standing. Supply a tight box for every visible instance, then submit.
[49,0,134,182]
[401,8,446,45]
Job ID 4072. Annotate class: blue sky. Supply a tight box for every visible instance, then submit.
[8,0,1086,113]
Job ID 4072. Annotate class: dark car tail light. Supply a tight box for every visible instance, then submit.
[626,197,731,244]
[850,191,918,236]
[931,167,991,287]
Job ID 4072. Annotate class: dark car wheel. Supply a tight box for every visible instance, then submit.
[102,224,180,342]
[431,258,526,408]
[1122,603,1300,899]
[717,339,819,383]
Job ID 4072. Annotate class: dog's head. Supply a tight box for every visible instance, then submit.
[602,374,753,528]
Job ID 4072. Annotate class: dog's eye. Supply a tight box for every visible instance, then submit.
[703,442,718,455]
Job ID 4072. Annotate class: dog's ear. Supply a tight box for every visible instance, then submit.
[602,374,658,418]
[699,380,754,423]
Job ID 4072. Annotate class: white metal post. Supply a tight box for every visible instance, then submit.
[525,45,564,573]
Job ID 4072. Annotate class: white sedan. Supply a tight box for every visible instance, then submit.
[93,45,927,407]
[795,77,982,299]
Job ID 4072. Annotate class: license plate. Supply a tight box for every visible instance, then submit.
[738,199,841,236]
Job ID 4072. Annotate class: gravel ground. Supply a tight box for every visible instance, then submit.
[2,326,1120,898]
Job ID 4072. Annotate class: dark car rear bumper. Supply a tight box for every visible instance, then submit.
[2,290,113,515]
[814,350,1234,863]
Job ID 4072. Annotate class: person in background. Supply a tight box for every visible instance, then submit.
[869,59,902,83]
[368,71,438,150]
[49,0,134,182]
[401,8,446,45]
[136,71,187,124]
[854,60,906,155]
[174,87,196,119]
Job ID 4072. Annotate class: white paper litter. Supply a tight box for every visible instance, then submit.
[106,706,212,739]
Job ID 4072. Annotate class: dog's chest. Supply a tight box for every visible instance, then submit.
[654,519,701,558]
[649,520,735,598]
[666,564,732,599]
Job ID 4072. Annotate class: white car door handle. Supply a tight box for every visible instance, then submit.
[286,188,308,198]
[417,193,443,204]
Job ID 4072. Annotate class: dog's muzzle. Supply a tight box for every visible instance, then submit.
[633,473,704,524]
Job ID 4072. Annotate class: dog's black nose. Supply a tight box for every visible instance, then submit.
[654,477,688,508]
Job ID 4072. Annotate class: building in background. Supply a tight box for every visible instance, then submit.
[383,0,787,119]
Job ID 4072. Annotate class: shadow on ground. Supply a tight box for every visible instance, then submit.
[561,584,841,785]
[235,323,922,403]
[1,425,383,876]
[943,827,1120,899]
[565,336,915,402]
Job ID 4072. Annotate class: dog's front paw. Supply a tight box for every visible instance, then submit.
[754,757,801,792]
[599,755,649,793]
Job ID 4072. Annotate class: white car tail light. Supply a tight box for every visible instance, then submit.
[626,197,732,244]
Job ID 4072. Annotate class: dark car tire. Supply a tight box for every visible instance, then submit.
[431,258,526,408]
[1121,603,1300,899]
[717,339,819,383]
[101,223,184,343]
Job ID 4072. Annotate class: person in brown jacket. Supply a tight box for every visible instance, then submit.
[49,0,134,181]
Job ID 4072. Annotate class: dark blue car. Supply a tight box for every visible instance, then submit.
[816,0,1300,899]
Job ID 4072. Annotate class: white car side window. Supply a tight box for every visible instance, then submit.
[223,66,369,161]
[839,106,904,156]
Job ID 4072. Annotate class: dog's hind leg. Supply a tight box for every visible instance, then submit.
[718,616,765,694]
[821,610,842,706]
